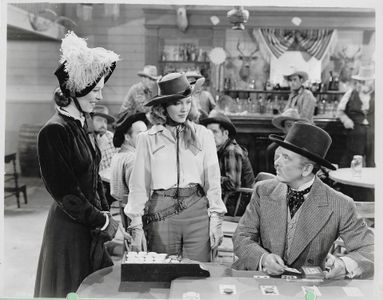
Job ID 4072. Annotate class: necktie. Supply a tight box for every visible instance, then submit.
[287,186,311,218]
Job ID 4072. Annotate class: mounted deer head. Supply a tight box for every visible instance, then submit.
[330,46,363,83]
[236,39,260,82]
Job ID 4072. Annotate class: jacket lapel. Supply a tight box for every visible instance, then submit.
[263,181,288,257]
[287,177,333,265]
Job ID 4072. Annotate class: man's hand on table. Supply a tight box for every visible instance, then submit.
[324,254,346,279]
[262,253,286,275]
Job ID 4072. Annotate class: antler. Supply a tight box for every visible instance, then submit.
[236,40,246,57]
[249,41,259,57]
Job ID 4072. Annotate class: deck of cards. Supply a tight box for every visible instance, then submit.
[301,266,325,279]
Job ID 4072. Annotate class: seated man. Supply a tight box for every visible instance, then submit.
[233,122,374,279]
[110,112,148,230]
[91,105,118,172]
[91,105,118,205]
[283,69,317,123]
[201,110,255,216]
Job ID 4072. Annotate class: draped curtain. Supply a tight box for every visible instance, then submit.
[259,29,336,60]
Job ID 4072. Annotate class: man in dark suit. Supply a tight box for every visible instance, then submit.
[233,122,374,279]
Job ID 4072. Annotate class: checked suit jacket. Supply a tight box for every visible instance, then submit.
[232,176,374,278]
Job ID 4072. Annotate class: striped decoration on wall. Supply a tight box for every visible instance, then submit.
[260,29,335,60]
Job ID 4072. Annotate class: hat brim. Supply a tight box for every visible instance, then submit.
[200,117,236,137]
[269,134,336,170]
[56,61,117,98]
[113,112,148,147]
[91,112,115,124]
[352,75,374,81]
[137,72,160,81]
[283,71,308,82]
[272,116,303,130]
[144,94,187,107]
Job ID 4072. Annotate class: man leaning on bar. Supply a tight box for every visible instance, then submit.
[232,122,374,279]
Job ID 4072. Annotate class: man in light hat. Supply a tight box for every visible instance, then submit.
[283,70,317,123]
[337,66,375,167]
[200,110,255,216]
[91,105,117,172]
[119,65,160,116]
[233,122,374,279]
[186,70,216,115]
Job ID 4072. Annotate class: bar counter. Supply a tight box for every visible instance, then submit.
[226,114,345,174]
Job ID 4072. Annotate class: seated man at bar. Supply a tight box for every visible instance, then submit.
[283,70,316,123]
[201,110,255,216]
[233,122,374,279]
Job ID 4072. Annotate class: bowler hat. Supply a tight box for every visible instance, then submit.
[272,109,309,130]
[199,110,236,137]
[269,122,336,170]
[352,66,374,81]
[137,65,160,81]
[283,70,309,82]
[113,112,148,147]
[91,105,115,124]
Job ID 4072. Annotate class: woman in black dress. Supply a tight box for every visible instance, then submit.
[34,32,120,297]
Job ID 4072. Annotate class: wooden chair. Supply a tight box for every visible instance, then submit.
[4,153,27,208]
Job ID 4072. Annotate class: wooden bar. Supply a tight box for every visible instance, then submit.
[229,115,346,175]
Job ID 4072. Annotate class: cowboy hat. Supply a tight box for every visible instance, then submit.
[272,109,309,130]
[91,105,115,124]
[283,70,309,82]
[199,110,236,137]
[113,112,148,147]
[352,66,374,81]
[145,72,205,107]
[269,122,336,170]
[137,65,160,81]
[185,70,204,84]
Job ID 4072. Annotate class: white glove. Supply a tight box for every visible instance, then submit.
[209,213,223,250]
[128,224,147,252]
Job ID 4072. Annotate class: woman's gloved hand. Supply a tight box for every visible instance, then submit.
[101,212,119,241]
[209,212,223,250]
[128,223,147,252]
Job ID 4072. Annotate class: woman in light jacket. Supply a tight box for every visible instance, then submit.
[125,73,226,261]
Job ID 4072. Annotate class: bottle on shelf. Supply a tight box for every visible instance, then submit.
[259,96,266,114]
[328,71,334,91]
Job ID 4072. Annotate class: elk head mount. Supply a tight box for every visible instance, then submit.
[236,39,260,82]
[330,46,363,83]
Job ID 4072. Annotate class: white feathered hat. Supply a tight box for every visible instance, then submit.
[54,31,120,97]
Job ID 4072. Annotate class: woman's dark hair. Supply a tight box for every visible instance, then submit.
[53,87,71,107]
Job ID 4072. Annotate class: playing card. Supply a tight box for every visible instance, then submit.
[284,267,301,274]
[219,284,236,295]
[260,285,279,295]
[302,286,322,297]
[253,275,270,279]
[281,275,298,280]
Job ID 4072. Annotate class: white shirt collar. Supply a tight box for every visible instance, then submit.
[57,106,86,127]
[291,176,315,192]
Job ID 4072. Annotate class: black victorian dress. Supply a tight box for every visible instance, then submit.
[34,111,112,297]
